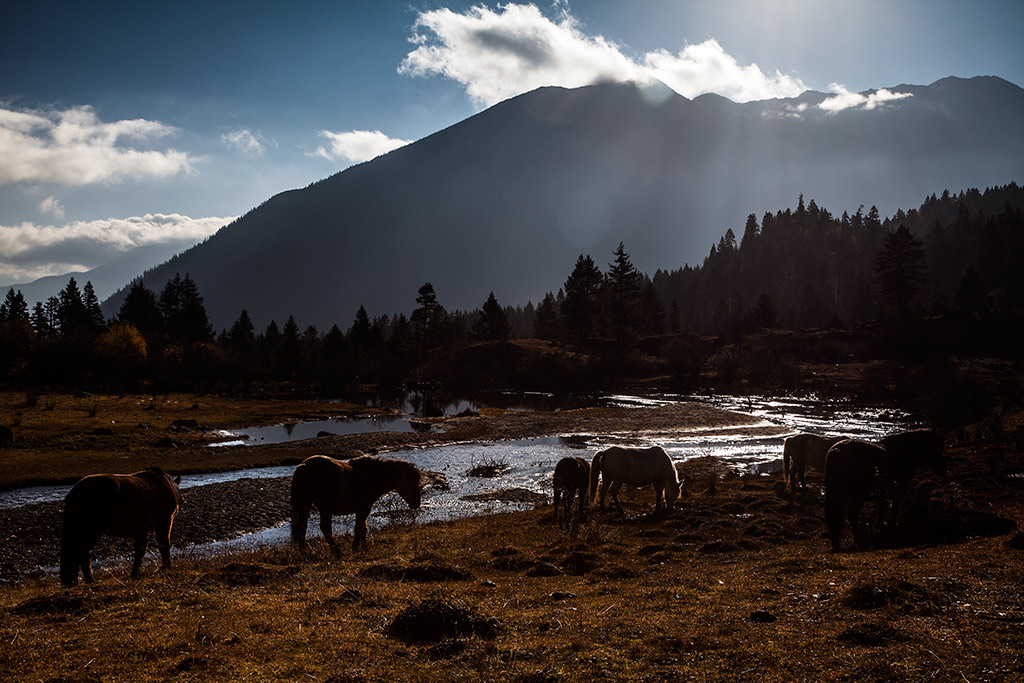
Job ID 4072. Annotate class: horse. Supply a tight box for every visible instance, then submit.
[782,433,847,494]
[290,454,421,554]
[824,429,945,551]
[824,439,883,552]
[589,445,681,514]
[60,467,183,586]
[552,456,590,528]
[878,428,946,523]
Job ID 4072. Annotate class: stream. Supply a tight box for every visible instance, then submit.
[1,394,911,558]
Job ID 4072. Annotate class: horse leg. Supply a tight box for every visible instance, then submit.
[652,482,663,511]
[80,548,94,584]
[610,480,624,514]
[847,498,866,550]
[319,513,340,556]
[156,523,172,571]
[131,532,147,578]
[554,486,562,525]
[599,478,611,511]
[353,510,369,551]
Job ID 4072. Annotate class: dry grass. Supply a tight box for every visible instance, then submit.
[0,392,378,488]
[2,470,1022,682]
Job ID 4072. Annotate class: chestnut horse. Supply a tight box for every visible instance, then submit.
[824,429,945,551]
[553,456,590,528]
[589,445,681,514]
[60,467,183,586]
[291,454,421,554]
[782,433,847,494]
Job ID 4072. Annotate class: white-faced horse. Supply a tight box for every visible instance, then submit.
[589,446,681,513]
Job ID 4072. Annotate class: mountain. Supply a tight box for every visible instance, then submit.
[9,240,201,309]
[103,76,1024,330]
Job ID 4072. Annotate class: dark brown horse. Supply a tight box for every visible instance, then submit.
[825,429,945,551]
[782,433,847,494]
[60,467,183,586]
[553,456,590,528]
[290,454,421,554]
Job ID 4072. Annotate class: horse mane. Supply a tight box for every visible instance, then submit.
[349,455,418,478]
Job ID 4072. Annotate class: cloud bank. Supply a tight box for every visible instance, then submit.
[819,83,913,112]
[398,4,807,107]
[314,130,412,165]
[0,213,233,284]
[0,105,195,186]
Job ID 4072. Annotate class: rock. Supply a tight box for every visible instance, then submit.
[0,425,14,445]
[171,418,201,430]
[550,591,577,600]
[750,610,777,623]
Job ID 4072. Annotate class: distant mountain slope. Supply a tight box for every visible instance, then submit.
[103,76,1024,330]
[10,240,200,308]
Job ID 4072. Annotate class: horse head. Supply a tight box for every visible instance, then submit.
[398,465,422,509]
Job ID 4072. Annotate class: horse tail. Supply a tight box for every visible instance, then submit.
[290,463,312,547]
[589,450,604,505]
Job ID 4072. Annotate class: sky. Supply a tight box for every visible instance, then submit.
[2,0,1023,288]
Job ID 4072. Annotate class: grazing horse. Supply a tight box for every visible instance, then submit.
[60,467,183,586]
[589,446,681,514]
[824,439,883,551]
[824,429,945,551]
[553,456,590,528]
[783,433,847,494]
[878,428,946,523]
[291,454,421,554]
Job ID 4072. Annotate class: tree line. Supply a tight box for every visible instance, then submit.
[0,182,1021,391]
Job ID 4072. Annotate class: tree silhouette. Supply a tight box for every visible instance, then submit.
[533,291,561,340]
[748,293,778,330]
[82,281,105,332]
[117,279,163,340]
[160,274,214,344]
[226,308,256,353]
[411,282,445,349]
[561,254,603,344]
[606,242,642,345]
[876,224,928,319]
[473,292,510,342]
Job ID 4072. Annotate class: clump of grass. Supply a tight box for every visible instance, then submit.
[385,597,501,643]
[466,456,511,477]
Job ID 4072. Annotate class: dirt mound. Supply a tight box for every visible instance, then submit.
[386,598,501,643]
[843,579,944,615]
[837,622,909,647]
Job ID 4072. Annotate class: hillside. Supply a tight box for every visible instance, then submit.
[102,76,1024,330]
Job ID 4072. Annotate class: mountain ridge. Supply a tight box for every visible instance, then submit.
[101,75,1024,330]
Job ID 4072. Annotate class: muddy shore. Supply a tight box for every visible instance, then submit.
[1,401,781,579]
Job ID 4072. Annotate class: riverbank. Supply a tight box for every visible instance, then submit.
[0,391,770,490]
[1,421,1022,681]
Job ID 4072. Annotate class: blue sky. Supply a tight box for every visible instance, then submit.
[2,0,1023,287]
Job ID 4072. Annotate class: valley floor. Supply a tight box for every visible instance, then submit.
[0,392,1022,681]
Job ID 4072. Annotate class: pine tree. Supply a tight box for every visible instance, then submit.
[226,308,256,353]
[561,254,603,344]
[749,293,778,329]
[117,279,164,340]
[0,289,29,322]
[411,282,445,349]
[606,242,642,345]
[348,305,373,348]
[876,224,928,319]
[82,281,105,332]
[533,292,561,340]
[473,292,510,342]
[57,277,89,336]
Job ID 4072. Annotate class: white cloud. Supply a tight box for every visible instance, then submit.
[398,4,806,107]
[37,195,64,219]
[0,104,196,185]
[313,130,412,165]
[0,213,234,284]
[819,83,913,113]
[221,128,267,157]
